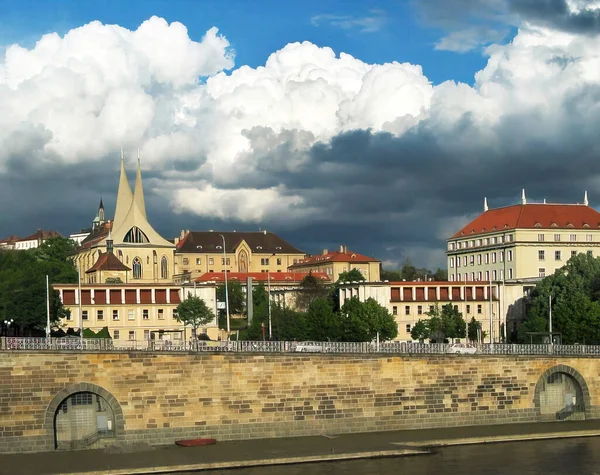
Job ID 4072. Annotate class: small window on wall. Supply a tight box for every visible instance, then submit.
[112,310,119,320]
[97,310,104,320]
[405,306,410,316]
[128,310,135,320]
[82,310,88,321]
[114,330,120,340]
[143,309,149,320]
[158,309,164,320]
[466,305,471,314]
[405,324,411,333]
[277,258,282,265]
[128,331,135,340]
[144,330,150,340]
[196,258,201,265]
[417,306,423,315]
[392,306,398,316]
[477,305,482,314]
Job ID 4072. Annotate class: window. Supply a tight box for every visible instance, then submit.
[221,258,225,265]
[470,255,475,266]
[484,238,489,245]
[450,257,454,268]
[97,310,104,320]
[587,250,593,257]
[470,272,475,281]
[173,309,178,319]
[570,234,577,242]
[477,271,482,281]
[508,268,513,279]
[456,258,461,268]
[261,258,270,265]
[161,256,168,279]
[555,251,561,261]
[405,324,411,333]
[209,258,214,265]
[128,331,135,341]
[500,269,504,279]
[463,257,467,266]
[587,234,593,242]
[492,252,497,263]
[132,257,142,279]
[492,270,497,280]
[392,306,398,316]
[417,305,423,315]
[183,258,189,265]
[485,271,489,280]
[66,312,72,321]
[82,310,88,321]
[554,234,560,241]
[500,251,504,263]
[538,234,545,242]
[114,330,120,340]
[538,250,545,260]
[143,309,149,320]
[144,330,150,340]
[429,305,434,313]
[484,254,489,264]
[450,274,455,282]
[112,310,119,320]
[539,268,546,278]
[466,304,471,314]
[277,258,282,265]
[572,251,577,258]
[477,254,482,265]
[128,310,135,321]
[457,273,461,281]
[293,259,298,264]
[477,304,482,314]
[507,250,513,262]
[196,258,201,265]
[477,239,482,246]
[449,242,455,251]
[158,309,164,320]
[405,306,410,315]
[471,240,475,248]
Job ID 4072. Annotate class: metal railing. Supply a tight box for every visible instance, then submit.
[2,337,600,356]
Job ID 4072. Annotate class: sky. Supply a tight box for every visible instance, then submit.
[1,0,600,270]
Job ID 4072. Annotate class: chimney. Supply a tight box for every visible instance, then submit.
[174,237,180,245]
[180,230,185,239]
[322,249,328,255]
[339,245,344,253]
[263,230,267,235]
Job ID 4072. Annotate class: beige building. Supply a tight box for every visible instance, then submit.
[74,153,175,283]
[54,282,220,342]
[173,230,306,283]
[339,281,500,342]
[289,246,381,282]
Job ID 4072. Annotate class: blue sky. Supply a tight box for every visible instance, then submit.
[1,0,492,85]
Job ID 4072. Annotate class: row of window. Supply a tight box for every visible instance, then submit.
[391,304,484,316]
[180,257,286,266]
[450,269,513,281]
[449,234,514,251]
[538,250,592,260]
[113,329,183,340]
[537,233,593,242]
[66,308,178,321]
[450,250,512,268]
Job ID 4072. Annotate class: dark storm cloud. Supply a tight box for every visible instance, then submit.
[509,0,600,34]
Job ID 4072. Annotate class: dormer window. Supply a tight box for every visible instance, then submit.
[276,246,282,250]
[216,245,222,249]
[551,223,558,228]
[257,246,263,250]
[534,223,542,227]
[583,223,590,228]
[567,223,574,228]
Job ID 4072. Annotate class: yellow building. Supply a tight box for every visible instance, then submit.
[74,152,175,283]
[447,191,600,282]
[173,230,306,283]
[289,246,381,282]
[338,281,499,342]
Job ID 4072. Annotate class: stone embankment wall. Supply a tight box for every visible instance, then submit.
[0,352,599,453]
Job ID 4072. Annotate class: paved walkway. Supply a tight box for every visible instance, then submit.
[4,420,600,475]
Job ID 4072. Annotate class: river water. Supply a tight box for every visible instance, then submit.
[200,438,600,475]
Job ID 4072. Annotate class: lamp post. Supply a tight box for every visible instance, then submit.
[78,265,84,347]
[3,319,13,337]
[267,253,276,340]
[45,275,51,341]
[218,234,230,334]
[489,278,494,347]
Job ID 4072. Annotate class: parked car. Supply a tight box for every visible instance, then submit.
[446,343,477,354]
[294,342,325,352]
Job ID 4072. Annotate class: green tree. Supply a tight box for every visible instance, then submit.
[425,304,466,342]
[337,268,366,283]
[175,294,215,340]
[216,280,245,315]
[340,297,398,342]
[306,298,342,341]
[410,319,429,341]
[380,269,402,281]
[400,258,417,281]
[432,268,448,281]
[271,305,308,341]
[295,273,331,311]
[468,317,482,342]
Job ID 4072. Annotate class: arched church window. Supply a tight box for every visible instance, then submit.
[161,256,168,279]
[147,256,150,265]
[123,227,149,244]
[118,250,123,261]
[132,257,142,279]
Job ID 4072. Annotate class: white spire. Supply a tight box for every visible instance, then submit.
[133,149,147,219]
[113,150,133,230]
[484,197,488,212]
[521,189,527,205]
[584,190,589,206]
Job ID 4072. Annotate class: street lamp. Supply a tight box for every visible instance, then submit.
[4,319,14,336]
[218,234,230,334]
[267,253,276,340]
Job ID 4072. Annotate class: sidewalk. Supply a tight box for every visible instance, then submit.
[3,420,600,475]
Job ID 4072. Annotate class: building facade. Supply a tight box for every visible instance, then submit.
[10,230,62,250]
[339,281,500,342]
[173,230,306,282]
[289,246,381,282]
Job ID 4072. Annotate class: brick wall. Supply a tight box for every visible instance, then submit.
[0,352,599,453]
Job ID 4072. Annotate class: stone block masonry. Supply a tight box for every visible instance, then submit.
[0,352,599,453]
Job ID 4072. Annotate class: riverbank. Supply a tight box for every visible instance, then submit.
[4,420,600,475]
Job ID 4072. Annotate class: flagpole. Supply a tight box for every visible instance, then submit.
[46,275,51,341]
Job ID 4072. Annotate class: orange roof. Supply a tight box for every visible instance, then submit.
[17,230,62,242]
[195,271,330,284]
[452,204,600,238]
[289,250,379,268]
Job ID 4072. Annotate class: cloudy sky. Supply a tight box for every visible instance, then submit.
[1,0,600,269]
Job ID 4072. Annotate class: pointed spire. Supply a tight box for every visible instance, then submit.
[484,197,489,212]
[113,150,134,231]
[584,190,589,206]
[133,148,147,219]
[98,198,105,223]
[521,189,527,205]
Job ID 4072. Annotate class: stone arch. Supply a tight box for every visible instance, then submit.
[45,383,124,450]
[533,365,591,419]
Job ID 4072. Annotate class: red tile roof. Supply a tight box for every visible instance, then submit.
[289,250,379,268]
[86,252,131,274]
[176,231,304,254]
[0,235,21,245]
[195,271,330,284]
[452,204,600,238]
[17,230,62,242]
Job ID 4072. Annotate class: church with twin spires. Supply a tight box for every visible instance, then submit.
[74,151,175,283]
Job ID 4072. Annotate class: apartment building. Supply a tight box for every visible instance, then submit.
[289,246,381,282]
[339,281,500,342]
